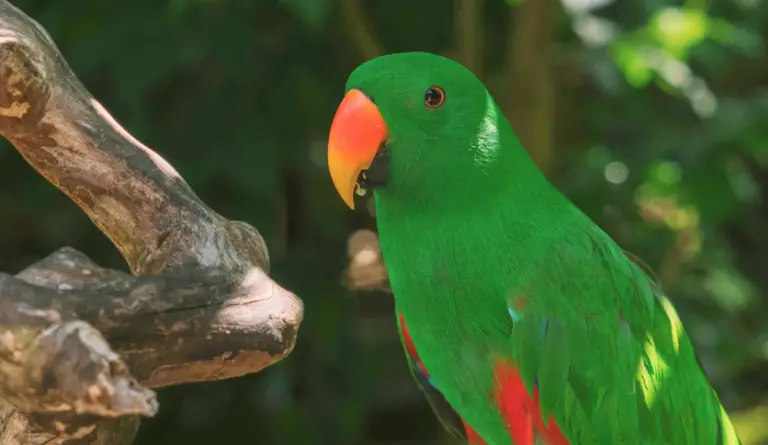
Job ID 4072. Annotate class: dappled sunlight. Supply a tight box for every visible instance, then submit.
[636,335,671,408]
[732,404,768,444]
[659,297,683,353]
[604,4,761,117]
[720,403,743,445]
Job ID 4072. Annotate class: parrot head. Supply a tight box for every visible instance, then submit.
[327,52,536,210]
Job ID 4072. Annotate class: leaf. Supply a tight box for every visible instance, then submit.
[611,40,654,88]
[650,8,709,58]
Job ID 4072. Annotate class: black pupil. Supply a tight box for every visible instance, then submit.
[425,88,442,106]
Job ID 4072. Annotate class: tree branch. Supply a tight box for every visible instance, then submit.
[0,290,156,445]
[0,1,304,444]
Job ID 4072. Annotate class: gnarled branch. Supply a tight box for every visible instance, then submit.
[0,1,304,444]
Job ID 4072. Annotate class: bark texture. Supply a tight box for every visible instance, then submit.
[0,2,304,444]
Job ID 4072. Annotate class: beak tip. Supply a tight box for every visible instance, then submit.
[343,195,356,210]
[327,149,358,210]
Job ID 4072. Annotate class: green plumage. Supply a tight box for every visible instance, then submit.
[343,52,741,445]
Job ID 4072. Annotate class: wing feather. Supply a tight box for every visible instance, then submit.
[506,228,740,444]
[396,310,469,442]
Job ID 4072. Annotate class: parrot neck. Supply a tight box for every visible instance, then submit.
[373,167,573,254]
[373,131,562,218]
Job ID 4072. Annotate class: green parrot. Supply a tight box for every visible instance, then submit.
[326,52,741,445]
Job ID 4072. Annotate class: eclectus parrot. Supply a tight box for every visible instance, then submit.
[326,52,741,445]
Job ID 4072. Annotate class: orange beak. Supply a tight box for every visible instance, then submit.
[327,89,388,209]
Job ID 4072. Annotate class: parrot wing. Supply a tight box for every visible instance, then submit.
[503,231,741,445]
[396,310,485,444]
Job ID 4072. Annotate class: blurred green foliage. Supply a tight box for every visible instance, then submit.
[2,0,768,443]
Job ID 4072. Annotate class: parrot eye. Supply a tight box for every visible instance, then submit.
[424,86,445,108]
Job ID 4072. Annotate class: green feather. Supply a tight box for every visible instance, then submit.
[394,304,467,442]
[536,318,569,420]
[510,311,544,396]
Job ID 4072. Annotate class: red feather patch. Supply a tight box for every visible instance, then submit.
[400,313,420,361]
[400,315,432,378]
[462,419,488,445]
[493,361,570,445]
